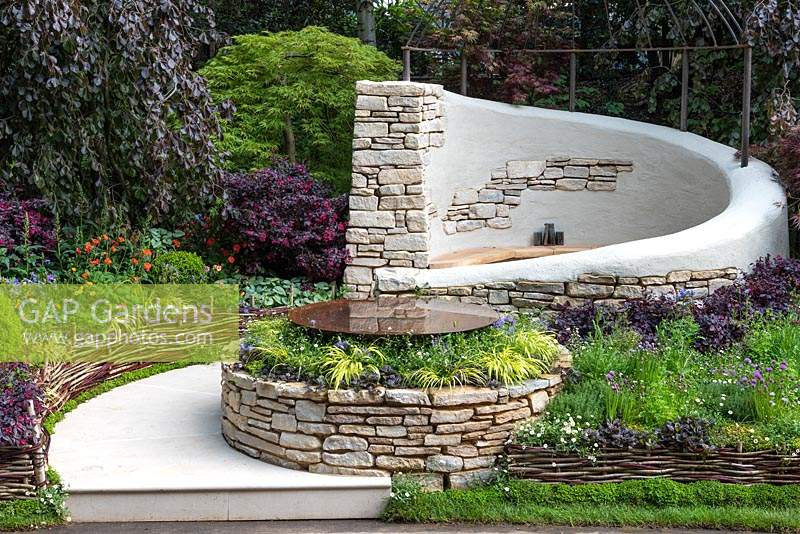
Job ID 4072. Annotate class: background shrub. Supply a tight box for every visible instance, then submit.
[0,0,228,227]
[208,161,348,281]
[153,251,207,284]
[200,26,400,191]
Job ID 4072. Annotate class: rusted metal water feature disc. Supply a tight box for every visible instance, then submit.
[288,296,498,336]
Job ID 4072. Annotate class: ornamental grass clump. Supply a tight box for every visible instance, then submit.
[242,314,560,389]
[0,363,43,447]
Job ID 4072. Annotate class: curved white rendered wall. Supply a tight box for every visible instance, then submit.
[378,91,788,289]
[430,92,733,253]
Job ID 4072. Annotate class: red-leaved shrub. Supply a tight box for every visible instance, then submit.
[215,161,348,281]
[0,193,55,252]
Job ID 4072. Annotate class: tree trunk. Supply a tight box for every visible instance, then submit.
[284,113,296,164]
[356,0,376,46]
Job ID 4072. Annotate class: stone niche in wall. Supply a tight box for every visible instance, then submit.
[441,157,633,234]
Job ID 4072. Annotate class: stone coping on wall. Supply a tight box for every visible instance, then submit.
[221,354,570,490]
[374,268,741,313]
[442,157,633,234]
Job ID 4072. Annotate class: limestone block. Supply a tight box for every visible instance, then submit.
[563,166,590,178]
[376,456,425,471]
[425,454,464,473]
[613,285,644,299]
[430,388,498,406]
[556,179,588,191]
[378,168,423,185]
[379,195,426,210]
[349,195,378,211]
[453,189,478,204]
[343,266,373,285]
[456,220,484,232]
[384,233,429,252]
[478,189,504,203]
[487,217,512,229]
[323,435,368,452]
[295,400,326,422]
[385,389,431,405]
[666,270,692,283]
[566,283,614,298]
[356,95,388,111]
[271,413,298,432]
[353,122,388,138]
[279,432,322,450]
[430,409,474,424]
[507,160,545,178]
[322,451,375,468]
[516,281,565,294]
[469,204,496,219]
[352,149,422,167]
[348,210,395,228]
[543,167,564,179]
[587,181,616,191]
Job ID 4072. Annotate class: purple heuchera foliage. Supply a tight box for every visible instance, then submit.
[220,161,348,281]
[0,193,55,251]
[0,363,44,447]
[554,256,800,352]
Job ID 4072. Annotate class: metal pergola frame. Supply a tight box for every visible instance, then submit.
[401,1,753,167]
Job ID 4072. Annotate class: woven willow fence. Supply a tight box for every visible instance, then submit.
[506,445,800,484]
[0,433,49,500]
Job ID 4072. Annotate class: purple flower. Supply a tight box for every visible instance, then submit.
[753,369,763,382]
[334,340,350,351]
[780,361,788,371]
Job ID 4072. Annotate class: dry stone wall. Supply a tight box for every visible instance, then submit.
[377,268,741,313]
[222,356,569,489]
[442,157,633,234]
[343,81,445,300]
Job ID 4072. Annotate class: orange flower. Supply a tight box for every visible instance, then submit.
[91,238,100,245]
[131,258,139,266]
[81,272,90,280]
[102,234,109,241]
[232,244,241,253]
[90,259,100,266]
[84,243,93,253]
[227,256,235,264]
[111,245,118,253]
[143,249,152,257]
[117,236,125,243]
[172,239,181,248]
[103,257,112,266]
[143,262,152,272]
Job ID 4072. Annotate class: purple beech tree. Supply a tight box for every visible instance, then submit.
[0,0,231,227]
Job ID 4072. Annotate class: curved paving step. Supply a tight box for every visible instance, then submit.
[49,364,390,522]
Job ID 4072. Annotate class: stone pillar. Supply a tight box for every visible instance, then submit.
[343,80,445,299]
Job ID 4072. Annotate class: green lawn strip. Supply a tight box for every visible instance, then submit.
[384,479,800,532]
[0,470,67,531]
[43,361,194,434]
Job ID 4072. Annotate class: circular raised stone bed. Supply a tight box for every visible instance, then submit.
[221,351,570,490]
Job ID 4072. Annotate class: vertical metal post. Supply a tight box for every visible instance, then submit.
[741,46,752,168]
[460,50,468,95]
[402,48,411,81]
[569,52,576,112]
[680,48,689,131]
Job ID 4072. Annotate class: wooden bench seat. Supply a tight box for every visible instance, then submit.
[429,245,598,269]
